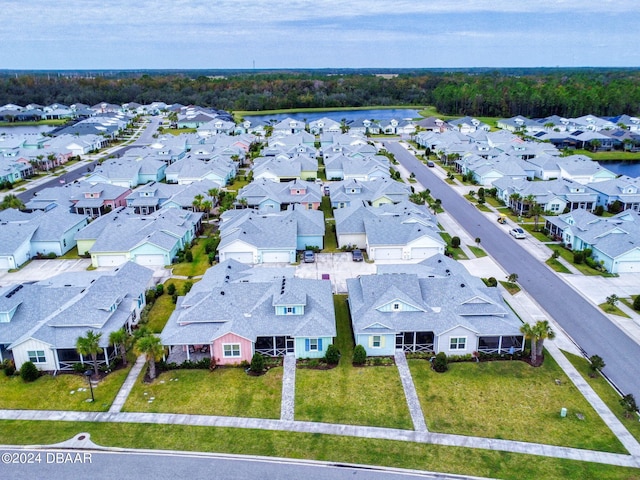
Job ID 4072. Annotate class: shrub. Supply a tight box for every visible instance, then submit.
[633,295,640,312]
[451,236,461,248]
[145,289,156,304]
[324,344,340,365]
[155,284,164,296]
[182,281,193,295]
[2,359,15,376]
[588,355,606,377]
[373,357,383,366]
[573,251,584,264]
[250,353,265,374]
[432,352,448,373]
[73,362,87,373]
[185,250,193,263]
[20,361,40,382]
[552,249,560,259]
[486,277,498,287]
[594,205,604,216]
[352,344,367,365]
[167,283,176,296]
[620,394,639,418]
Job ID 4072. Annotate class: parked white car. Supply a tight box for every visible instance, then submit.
[509,227,526,239]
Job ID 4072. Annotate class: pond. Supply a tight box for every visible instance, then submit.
[242,108,422,124]
[0,125,56,135]
[598,161,640,178]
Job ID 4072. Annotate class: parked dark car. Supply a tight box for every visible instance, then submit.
[426,160,435,167]
[352,249,364,262]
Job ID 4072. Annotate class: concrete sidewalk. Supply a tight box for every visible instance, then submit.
[0,408,637,468]
[108,355,146,413]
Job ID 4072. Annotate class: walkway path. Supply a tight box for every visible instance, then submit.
[281,354,296,421]
[394,351,428,432]
[108,355,146,413]
[0,409,637,468]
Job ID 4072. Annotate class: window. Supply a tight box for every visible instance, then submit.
[223,344,241,358]
[286,307,296,315]
[393,303,400,311]
[550,204,560,212]
[450,337,466,350]
[372,336,381,348]
[305,338,322,351]
[28,350,46,363]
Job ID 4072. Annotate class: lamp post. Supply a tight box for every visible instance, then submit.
[84,370,94,402]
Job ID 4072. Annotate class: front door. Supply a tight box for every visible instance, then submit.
[286,337,295,353]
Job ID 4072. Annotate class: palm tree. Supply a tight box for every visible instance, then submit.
[0,194,25,211]
[207,188,220,207]
[134,333,164,381]
[523,194,536,216]
[109,328,128,367]
[76,330,103,377]
[533,320,555,363]
[201,200,212,219]
[192,194,204,212]
[530,203,545,231]
[508,193,521,214]
[520,323,538,365]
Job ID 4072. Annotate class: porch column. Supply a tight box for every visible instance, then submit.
[186,346,190,361]
[498,336,503,354]
[104,347,109,366]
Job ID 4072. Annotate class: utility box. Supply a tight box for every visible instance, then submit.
[560,407,567,418]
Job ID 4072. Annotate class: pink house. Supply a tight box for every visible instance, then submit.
[212,332,253,366]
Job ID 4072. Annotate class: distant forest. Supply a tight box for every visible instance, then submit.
[1,68,640,118]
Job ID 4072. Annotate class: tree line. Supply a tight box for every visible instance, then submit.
[1,69,639,118]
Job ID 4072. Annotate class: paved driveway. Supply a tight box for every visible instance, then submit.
[295,253,376,293]
[0,259,91,286]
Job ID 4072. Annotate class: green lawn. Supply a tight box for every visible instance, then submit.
[409,358,625,453]
[295,295,412,429]
[0,367,131,412]
[485,196,505,208]
[295,366,412,429]
[145,293,178,333]
[546,257,573,274]
[468,245,487,258]
[123,367,282,419]
[499,280,521,295]
[564,351,640,443]
[549,246,612,277]
[170,236,213,277]
[323,220,339,252]
[598,303,631,318]
[521,223,551,241]
[572,149,640,161]
[440,232,468,260]
[159,127,197,135]
[3,421,637,480]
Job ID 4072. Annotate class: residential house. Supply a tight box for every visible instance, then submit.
[161,261,336,364]
[75,207,202,268]
[308,117,342,135]
[587,176,640,212]
[86,156,166,188]
[448,117,491,133]
[272,117,306,135]
[0,207,89,269]
[0,262,153,371]
[164,155,235,185]
[347,258,524,356]
[236,178,322,211]
[493,177,598,215]
[217,206,325,263]
[544,209,640,273]
[328,177,410,209]
[253,154,318,182]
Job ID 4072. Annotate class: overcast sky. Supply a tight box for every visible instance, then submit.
[2,0,639,70]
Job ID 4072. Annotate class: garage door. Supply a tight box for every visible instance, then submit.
[616,262,638,273]
[224,252,253,263]
[262,251,290,263]
[96,255,127,267]
[411,247,437,260]
[0,256,12,269]
[374,248,402,260]
[135,254,166,266]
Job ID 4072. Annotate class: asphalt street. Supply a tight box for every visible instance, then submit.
[16,116,161,203]
[0,447,488,480]
[384,140,640,401]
